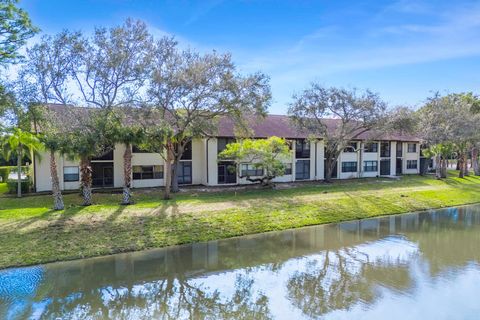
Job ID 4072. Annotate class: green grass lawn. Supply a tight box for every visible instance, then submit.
[0,183,7,195]
[1,171,480,269]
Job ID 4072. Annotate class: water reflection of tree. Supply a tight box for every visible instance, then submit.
[410,206,480,275]
[287,249,411,318]
[39,272,271,319]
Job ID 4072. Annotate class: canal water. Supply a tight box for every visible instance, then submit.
[1,205,480,319]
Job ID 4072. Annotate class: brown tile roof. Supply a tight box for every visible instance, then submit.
[217,114,420,142]
[43,104,420,142]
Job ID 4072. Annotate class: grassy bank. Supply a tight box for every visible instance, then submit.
[1,171,480,269]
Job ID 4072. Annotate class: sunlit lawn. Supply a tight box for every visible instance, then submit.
[0,183,7,195]
[1,170,480,269]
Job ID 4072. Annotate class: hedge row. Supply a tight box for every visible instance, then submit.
[0,167,11,182]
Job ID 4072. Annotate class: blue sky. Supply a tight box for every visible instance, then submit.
[19,0,480,114]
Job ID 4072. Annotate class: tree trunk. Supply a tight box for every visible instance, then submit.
[163,141,174,200]
[50,149,64,210]
[16,146,22,198]
[435,155,442,179]
[122,143,133,205]
[464,155,470,176]
[80,156,93,206]
[440,156,447,179]
[171,142,185,193]
[458,155,464,178]
[472,148,480,176]
[324,157,335,182]
[171,160,180,193]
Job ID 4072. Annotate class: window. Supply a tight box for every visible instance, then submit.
[296,160,310,180]
[396,143,403,157]
[180,141,192,160]
[363,161,378,172]
[241,164,263,176]
[295,139,310,158]
[218,161,236,184]
[284,163,292,175]
[63,166,79,182]
[407,143,417,153]
[217,138,235,154]
[407,160,418,169]
[132,145,150,153]
[380,142,390,157]
[343,142,357,153]
[177,161,192,184]
[132,165,164,180]
[342,161,358,173]
[178,161,192,184]
[364,142,378,153]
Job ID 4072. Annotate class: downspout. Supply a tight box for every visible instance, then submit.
[315,140,318,180]
[359,141,363,178]
[32,118,39,192]
[33,155,37,192]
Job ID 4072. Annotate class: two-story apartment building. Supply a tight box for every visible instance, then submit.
[33,106,421,192]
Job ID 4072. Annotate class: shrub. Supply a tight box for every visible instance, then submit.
[7,179,32,194]
[0,167,11,182]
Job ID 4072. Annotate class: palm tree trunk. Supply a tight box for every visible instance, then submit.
[17,146,22,198]
[50,149,64,210]
[122,143,133,205]
[80,156,93,206]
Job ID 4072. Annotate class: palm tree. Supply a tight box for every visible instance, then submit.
[115,125,145,205]
[1,128,42,197]
[39,134,65,210]
[64,131,101,207]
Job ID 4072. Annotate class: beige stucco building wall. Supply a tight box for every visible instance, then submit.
[34,139,421,192]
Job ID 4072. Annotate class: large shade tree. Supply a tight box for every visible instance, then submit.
[19,19,157,206]
[288,85,388,182]
[146,42,271,194]
[0,0,38,64]
[417,93,480,178]
[60,19,154,206]
[67,18,154,109]
[17,31,82,208]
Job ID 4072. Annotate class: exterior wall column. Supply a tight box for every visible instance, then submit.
[316,140,325,180]
[207,138,218,186]
[114,143,126,188]
[292,140,297,182]
[309,140,315,180]
[358,141,363,178]
[390,141,397,176]
[58,154,64,191]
